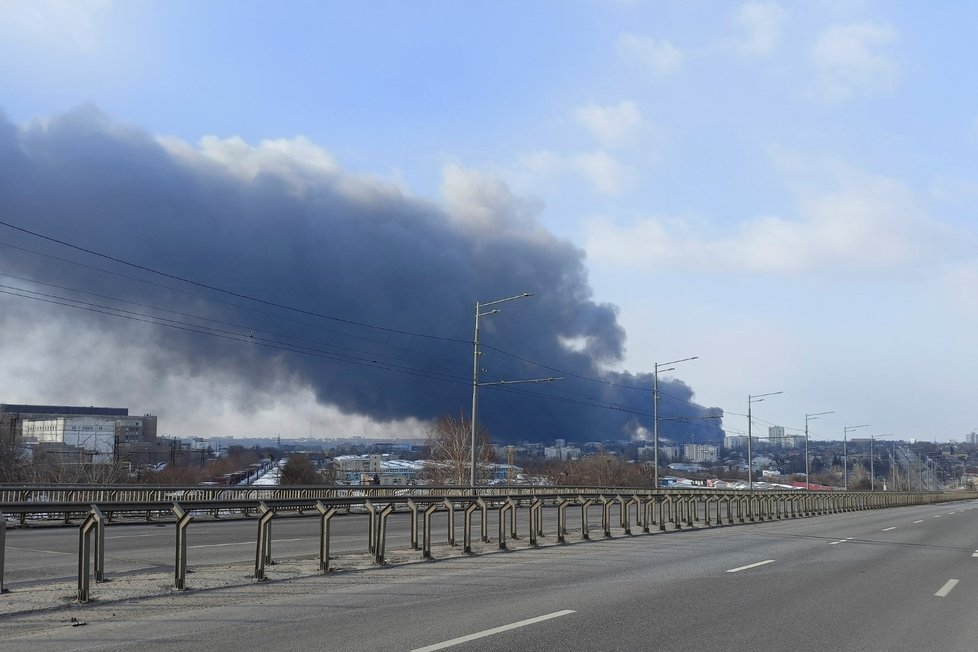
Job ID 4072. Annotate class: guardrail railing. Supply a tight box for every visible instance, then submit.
[1,485,973,603]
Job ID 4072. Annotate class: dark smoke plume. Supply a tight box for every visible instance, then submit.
[0,107,723,444]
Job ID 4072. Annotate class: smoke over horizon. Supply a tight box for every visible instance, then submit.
[0,107,724,444]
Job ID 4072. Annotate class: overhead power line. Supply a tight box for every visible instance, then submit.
[0,220,468,344]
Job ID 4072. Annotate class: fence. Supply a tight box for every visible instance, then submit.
[0,484,972,603]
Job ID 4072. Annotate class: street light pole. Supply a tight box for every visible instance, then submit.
[804,411,834,489]
[748,392,782,491]
[842,424,869,490]
[892,440,897,490]
[653,356,697,489]
[869,433,894,491]
[470,293,532,490]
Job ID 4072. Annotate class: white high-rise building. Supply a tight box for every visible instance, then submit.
[724,435,748,449]
[683,443,719,463]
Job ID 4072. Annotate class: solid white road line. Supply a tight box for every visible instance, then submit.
[726,560,776,573]
[882,527,896,532]
[935,579,959,598]
[6,546,74,556]
[411,610,576,652]
[190,538,302,549]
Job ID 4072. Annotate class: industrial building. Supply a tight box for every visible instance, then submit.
[1,404,158,465]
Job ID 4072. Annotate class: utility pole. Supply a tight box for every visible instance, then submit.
[748,392,782,491]
[653,357,697,488]
[805,411,834,489]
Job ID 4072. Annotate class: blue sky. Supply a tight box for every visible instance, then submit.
[2,1,977,442]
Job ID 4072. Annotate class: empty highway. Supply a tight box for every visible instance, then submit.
[3,499,977,651]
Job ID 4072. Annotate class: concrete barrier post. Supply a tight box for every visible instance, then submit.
[365,500,378,554]
[374,503,395,564]
[407,499,420,550]
[0,511,5,594]
[423,503,439,558]
[254,503,275,580]
[443,498,456,547]
[579,496,594,540]
[315,501,337,573]
[464,500,478,553]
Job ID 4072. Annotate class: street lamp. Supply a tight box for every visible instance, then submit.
[843,424,869,490]
[804,411,834,489]
[892,440,898,491]
[748,392,782,491]
[653,356,698,489]
[869,434,893,491]
[471,293,530,489]
[470,293,559,491]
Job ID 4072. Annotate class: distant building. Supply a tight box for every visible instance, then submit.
[3,404,157,464]
[783,435,804,448]
[724,435,748,449]
[332,454,426,485]
[683,443,719,463]
[966,432,978,445]
[544,441,581,460]
[23,416,118,464]
[767,426,802,449]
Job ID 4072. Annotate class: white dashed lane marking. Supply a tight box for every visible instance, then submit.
[935,579,959,598]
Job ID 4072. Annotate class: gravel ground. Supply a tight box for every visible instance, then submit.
[1,524,653,623]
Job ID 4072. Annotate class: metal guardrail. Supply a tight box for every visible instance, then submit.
[0,483,688,505]
[1,486,974,603]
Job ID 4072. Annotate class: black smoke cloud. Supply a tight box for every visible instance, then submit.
[0,107,723,444]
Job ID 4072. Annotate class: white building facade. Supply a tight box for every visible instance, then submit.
[22,416,117,463]
[683,443,719,463]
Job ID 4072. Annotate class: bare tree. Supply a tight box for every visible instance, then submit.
[279,454,321,484]
[423,413,494,485]
[538,453,649,487]
[0,439,29,483]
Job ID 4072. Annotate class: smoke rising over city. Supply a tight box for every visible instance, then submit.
[0,107,723,443]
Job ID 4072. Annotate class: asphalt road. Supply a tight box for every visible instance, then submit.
[3,499,978,651]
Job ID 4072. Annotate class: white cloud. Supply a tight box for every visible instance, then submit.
[734,2,787,56]
[940,262,978,313]
[617,34,684,75]
[161,134,339,187]
[573,100,644,149]
[159,133,409,204]
[585,175,951,275]
[810,22,900,103]
[440,163,544,233]
[969,115,978,142]
[517,149,632,195]
[0,0,111,51]
[573,151,632,194]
